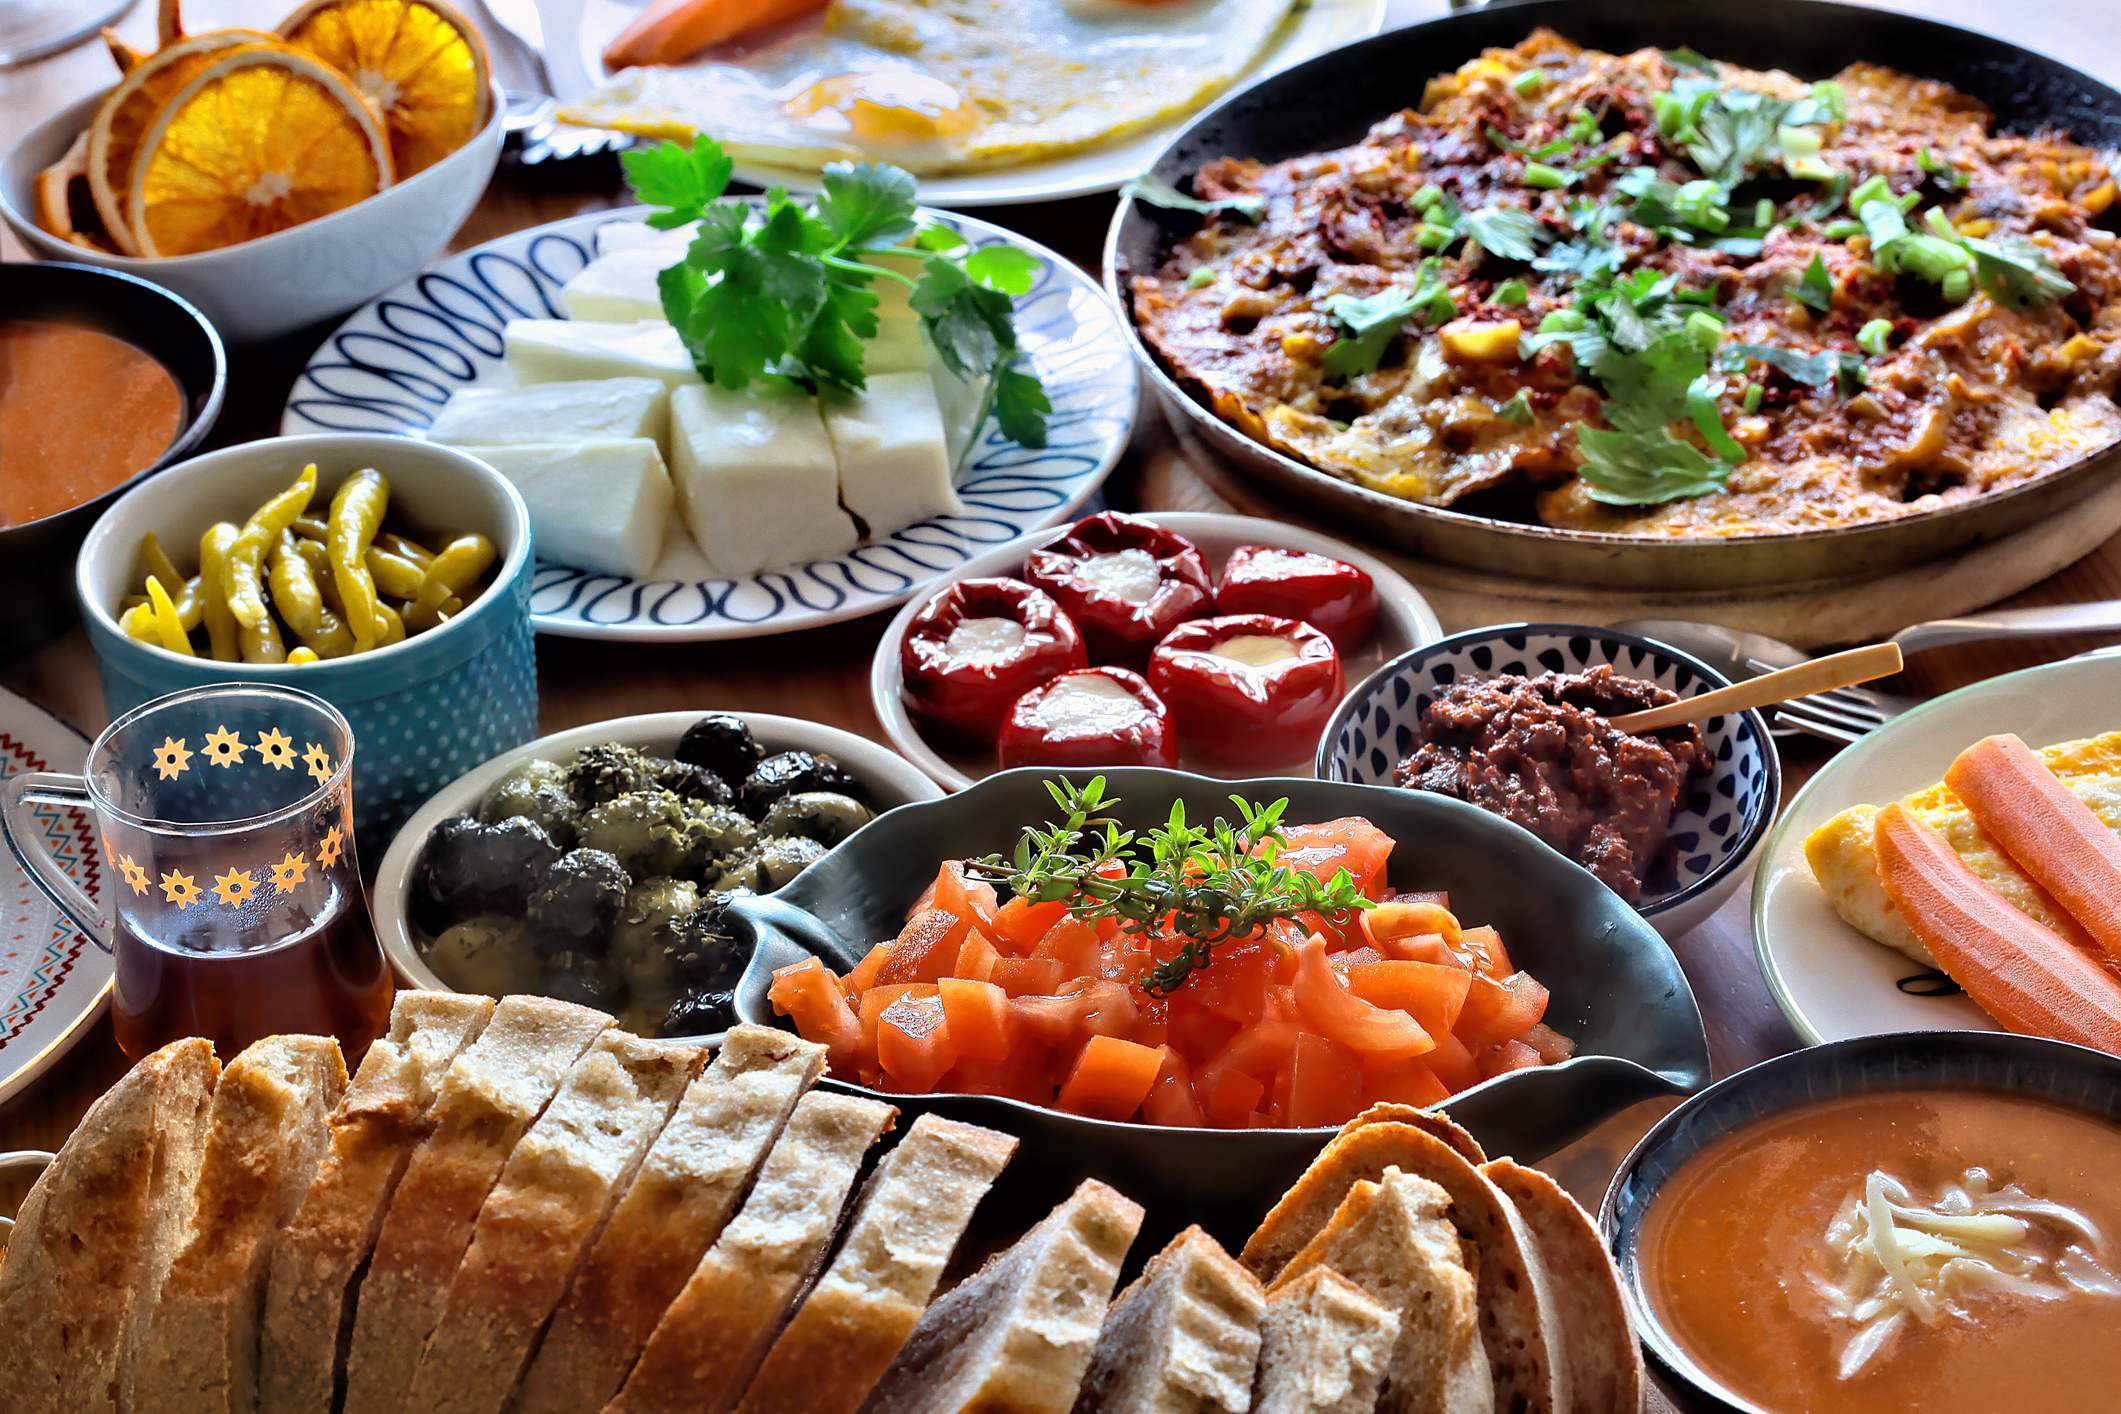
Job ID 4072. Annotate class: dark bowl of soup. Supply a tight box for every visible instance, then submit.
[1603,1031,2121,1413]
[0,261,225,655]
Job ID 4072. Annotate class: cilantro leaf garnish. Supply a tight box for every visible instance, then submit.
[1964,235,2074,310]
[815,162,918,247]
[1576,426,1733,505]
[619,140,734,225]
[1723,342,1867,395]
[1121,174,1265,223]
[1322,270,1454,381]
[1465,206,1547,263]
[1791,253,1833,313]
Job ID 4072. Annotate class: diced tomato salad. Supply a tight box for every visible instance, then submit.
[768,820,1572,1127]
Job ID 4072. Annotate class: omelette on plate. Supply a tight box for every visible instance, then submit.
[1806,731,2121,967]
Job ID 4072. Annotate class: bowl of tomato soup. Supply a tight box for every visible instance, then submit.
[1604,1032,2121,1413]
[0,262,224,653]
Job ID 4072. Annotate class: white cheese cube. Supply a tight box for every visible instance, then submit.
[426,377,668,447]
[505,319,697,390]
[933,362,992,472]
[821,370,960,539]
[560,248,673,323]
[456,439,674,580]
[667,383,860,576]
[864,310,929,375]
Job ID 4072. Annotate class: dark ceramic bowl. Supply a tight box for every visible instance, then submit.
[1600,1031,2121,1413]
[0,261,225,654]
[729,766,1710,1243]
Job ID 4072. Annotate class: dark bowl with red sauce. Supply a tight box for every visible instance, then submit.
[0,261,225,655]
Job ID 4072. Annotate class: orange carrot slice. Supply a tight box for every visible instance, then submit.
[602,0,826,68]
[1875,802,2121,1055]
[1946,732,2121,966]
[1056,1034,1164,1120]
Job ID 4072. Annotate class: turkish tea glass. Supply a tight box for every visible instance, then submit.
[0,683,393,1061]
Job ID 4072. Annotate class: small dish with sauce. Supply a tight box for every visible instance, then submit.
[0,261,224,655]
[1603,1030,2121,1414]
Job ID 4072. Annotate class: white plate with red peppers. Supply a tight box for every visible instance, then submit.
[870,511,1442,791]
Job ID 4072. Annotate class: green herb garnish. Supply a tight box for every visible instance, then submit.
[1465,206,1547,262]
[1497,389,1536,425]
[1791,253,1834,313]
[1322,269,1455,380]
[1121,174,1265,222]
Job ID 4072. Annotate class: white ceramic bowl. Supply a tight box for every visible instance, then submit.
[371,711,947,996]
[871,512,1444,791]
[0,82,503,344]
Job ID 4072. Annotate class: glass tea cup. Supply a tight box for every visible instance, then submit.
[0,683,393,1061]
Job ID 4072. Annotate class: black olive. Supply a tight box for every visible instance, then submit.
[527,848,631,941]
[416,815,562,917]
[653,758,736,809]
[565,742,657,806]
[541,948,627,1011]
[668,905,749,992]
[662,989,736,1037]
[674,714,762,784]
[741,750,864,817]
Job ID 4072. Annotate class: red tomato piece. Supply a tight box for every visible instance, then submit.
[955,931,1002,983]
[1203,1069,1267,1128]
[1194,1018,1297,1118]
[1023,511,1214,665]
[1183,940,1272,1024]
[1214,544,1378,651]
[1459,925,1514,979]
[938,977,1012,1062]
[899,577,1086,747]
[997,667,1180,771]
[1142,1045,1204,1127]
[989,955,1064,997]
[1287,1031,1365,1128]
[1291,937,1434,1059]
[1147,615,1343,768]
[1482,1039,1545,1078]
[875,989,955,1092]
[1345,959,1473,1037]
[877,908,970,985]
[767,957,861,1070]
[1279,818,1395,898]
[1456,971,1550,1052]
[931,860,1000,935]
[1056,1034,1164,1120]
[1362,1056,1453,1108]
[1425,1030,1481,1092]
[993,896,1069,952]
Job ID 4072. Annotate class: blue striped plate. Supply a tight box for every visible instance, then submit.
[279,205,1138,641]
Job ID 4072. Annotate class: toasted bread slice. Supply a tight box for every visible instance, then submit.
[1251,1267,1401,1414]
[404,1029,702,1414]
[1480,1160,1643,1414]
[261,991,494,1414]
[133,1034,350,1414]
[738,1114,1019,1414]
[609,1090,899,1411]
[1269,1168,1491,1414]
[1340,1103,1487,1166]
[511,1025,827,1414]
[1070,1225,1265,1414]
[341,996,611,1414]
[862,1178,1146,1414]
[0,1038,218,1414]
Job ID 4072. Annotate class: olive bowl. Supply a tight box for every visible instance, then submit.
[724,765,1711,1239]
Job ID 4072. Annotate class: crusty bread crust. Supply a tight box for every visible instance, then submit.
[1070,1225,1264,1414]
[341,996,611,1414]
[608,1090,898,1413]
[0,1038,218,1414]
[260,992,494,1414]
[737,1114,1018,1414]
[134,1034,350,1414]
[510,1025,826,1414]
[1251,1267,1401,1414]
[1480,1160,1643,1414]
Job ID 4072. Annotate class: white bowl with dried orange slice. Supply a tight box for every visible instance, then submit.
[0,0,502,343]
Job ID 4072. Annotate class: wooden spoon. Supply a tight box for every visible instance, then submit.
[1607,642,1905,734]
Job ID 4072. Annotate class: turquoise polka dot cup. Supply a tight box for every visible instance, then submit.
[75,434,537,854]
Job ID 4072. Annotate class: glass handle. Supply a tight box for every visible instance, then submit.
[0,773,111,953]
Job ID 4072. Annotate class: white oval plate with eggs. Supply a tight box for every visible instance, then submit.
[554,0,1388,206]
[280,205,1138,641]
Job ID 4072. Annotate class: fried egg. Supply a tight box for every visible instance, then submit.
[562,0,1299,173]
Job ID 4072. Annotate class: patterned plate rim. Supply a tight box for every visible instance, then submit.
[279,204,1140,642]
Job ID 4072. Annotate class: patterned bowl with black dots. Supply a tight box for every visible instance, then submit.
[1316,623,1780,937]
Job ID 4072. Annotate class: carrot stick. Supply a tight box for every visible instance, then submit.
[1945,733,2121,967]
[603,0,827,68]
[1875,802,2121,1056]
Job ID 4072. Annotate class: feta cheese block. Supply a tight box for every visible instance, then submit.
[667,383,860,577]
[822,371,960,539]
[505,319,697,390]
[934,362,992,473]
[864,311,930,376]
[559,247,674,323]
[426,377,668,448]
[456,439,673,579]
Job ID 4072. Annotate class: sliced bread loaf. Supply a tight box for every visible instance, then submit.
[260,991,494,1414]
[0,1037,218,1414]
[403,1030,703,1414]
[861,1178,1146,1414]
[608,1089,899,1412]
[1070,1225,1265,1414]
[1480,1160,1643,1414]
[510,1025,826,1414]
[1250,1268,1401,1414]
[737,1113,1019,1414]
[132,1034,350,1414]
[341,995,611,1414]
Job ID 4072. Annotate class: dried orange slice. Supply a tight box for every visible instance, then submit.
[86,28,275,255]
[102,26,151,76]
[125,45,392,257]
[34,131,110,251]
[277,0,491,178]
[158,0,186,46]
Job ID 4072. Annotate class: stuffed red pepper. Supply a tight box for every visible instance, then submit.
[997,667,1179,770]
[1023,511,1213,664]
[1215,544,1378,650]
[1147,614,1343,766]
[900,578,1086,747]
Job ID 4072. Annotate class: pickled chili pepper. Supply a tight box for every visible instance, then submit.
[405,533,495,629]
[197,523,240,660]
[226,464,318,630]
[329,467,389,649]
[142,575,193,655]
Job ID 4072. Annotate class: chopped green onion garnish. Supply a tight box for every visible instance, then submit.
[1416,222,1454,250]
[1688,375,1747,464]
[1857,318,1893,355]
[1941,267,1973,303]
[1186,267,1215,289]
[1811,80,1847,122]
[1523,161,1571,189]
[1849,175,1892,212]
[1740,382,1763,413]
[1494,279,1530,306]
[1923,206,1960,240]
[1785,156,1839,183]
[1513,70,1545,96]
[1412,184,1445,213]
[1754,198,1775,228]
[1539,309,1589,333]
[1778,126,1823,159]
[1497,389,1535,424]
[1685,309,1725,353]
[1823,218,1863,240]
[1918,147,1969,190]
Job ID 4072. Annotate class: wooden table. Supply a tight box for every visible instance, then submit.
[4,1,2119,1405]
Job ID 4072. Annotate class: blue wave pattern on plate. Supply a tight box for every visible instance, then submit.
[284,208,1136,638]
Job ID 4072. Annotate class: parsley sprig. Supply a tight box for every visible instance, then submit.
[622,138,1052,446]
[966,777,1372,997]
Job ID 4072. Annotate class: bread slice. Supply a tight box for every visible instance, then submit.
[737,1114,1019,1414]
[511,1025,827,1414]
[0,1037,218,1414]
[341,996,611,1414]
[1268,1168,1491,1414]
[403,1029,702,1414]
[260,991,494,1414]
[1070,1225,1265,1414]
[862,1178,1147,1414]
[1480,1160,1644,1414]
[133,1034,350,1414]
[1340,1102,1488,1166]
[1251,1268,1402,1414]
[608,1090,899,1412]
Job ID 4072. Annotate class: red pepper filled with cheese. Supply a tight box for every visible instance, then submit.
[900,578,1087,747]
[997,667,1179,770]
[1148,614,1343,766]
[1215,544,1378,651]
[1023,511,1214,664]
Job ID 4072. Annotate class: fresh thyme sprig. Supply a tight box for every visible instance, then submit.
[964,777,1373,996]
